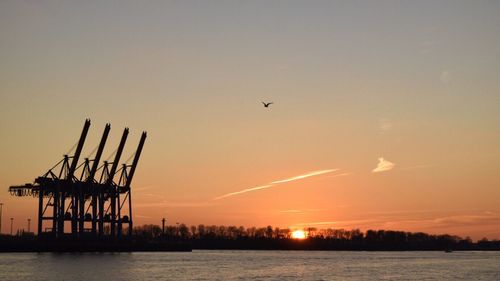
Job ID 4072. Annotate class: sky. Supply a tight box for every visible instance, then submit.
[0,0,499,240]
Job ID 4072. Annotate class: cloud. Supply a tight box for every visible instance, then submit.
[379,118,393,132]
[372,157,395,173]
[214,185,274,200]
[214,169,339,200]
[133,184,158,192]
[314,172,352,182]
[293,221,338,226]
[135,201,215,208]
[134,214,152,219]
[270,169,338,184]
[399,164,434,171]
[291,219,378,228]
[279,209,304,213]
[377,212,500,232]
[290,211,500,240]
[432,214,500,227]
[278,208,322,214]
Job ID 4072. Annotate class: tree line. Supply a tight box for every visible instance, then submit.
[130,224,500,251]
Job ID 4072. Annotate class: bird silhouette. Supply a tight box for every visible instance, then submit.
[262,102,273,108]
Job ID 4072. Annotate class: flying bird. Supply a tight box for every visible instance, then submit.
[262,102,273,108]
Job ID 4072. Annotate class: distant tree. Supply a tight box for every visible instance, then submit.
[246,227,256,238]
[351,229,363,241]
[227,226,238,239]
[217,226,227,237]
[265,226,274,238]
[207,225,217,237]
[278,228,290,239]
[190,225,197,238]
[125,223,499,251]
[255,227,266,238]
[179,224,189,239]
[306,227,317,237]
[197,224,206,238]
[479,237,489,242]
[165,225,177,237]
[238,226,246,238]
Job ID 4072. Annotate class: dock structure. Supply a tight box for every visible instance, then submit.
[9,120,147,238]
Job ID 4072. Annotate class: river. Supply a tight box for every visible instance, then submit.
[1,250,499,280]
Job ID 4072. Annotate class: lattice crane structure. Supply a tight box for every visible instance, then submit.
[9,120,147,238]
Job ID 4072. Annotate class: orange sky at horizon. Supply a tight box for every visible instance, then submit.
[2,131,499,240]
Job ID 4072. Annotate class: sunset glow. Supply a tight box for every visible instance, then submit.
[291,230,307,239]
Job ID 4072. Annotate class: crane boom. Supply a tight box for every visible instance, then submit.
[68,119,91,180]
[107,128,128,185]
[88,124,111,182]
[125,131,147,189]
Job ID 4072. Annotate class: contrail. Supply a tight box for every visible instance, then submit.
[214,185,273,200]
[271,169,338,184]
[214,169,338,200]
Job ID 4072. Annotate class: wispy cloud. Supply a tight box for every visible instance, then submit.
[432,213,500,227]
[279,209,304,213]
[134,214,152,219]
[214,185,273,200]
[372,157,395,173]
[379,118,393,132]
[322,172,352,179]
[278,208,323,214]
[399,164,434,171]
[135,201,215,208]
[134,185,154,191]
[291,219,378,228]
[293,221,339,226]
[214,169,339,200]
[270,169,338,184]
[290,211,500,239]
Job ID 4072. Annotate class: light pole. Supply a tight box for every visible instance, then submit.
[0,203,3,235]
[10,218,13,236]
[162,218,166,236]
[28,218,31,233]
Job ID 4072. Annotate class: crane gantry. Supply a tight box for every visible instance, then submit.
[9,119,147,239]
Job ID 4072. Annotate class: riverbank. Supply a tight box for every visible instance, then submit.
[0,236,191,252]
[1,235,499,252]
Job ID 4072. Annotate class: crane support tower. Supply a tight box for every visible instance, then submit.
[9,120,147,238]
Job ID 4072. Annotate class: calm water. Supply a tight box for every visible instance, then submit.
[1,250,499,280]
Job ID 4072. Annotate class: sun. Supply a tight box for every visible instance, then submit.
[291,230,307,239]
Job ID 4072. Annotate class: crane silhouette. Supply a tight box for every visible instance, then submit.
[262,102,273,108]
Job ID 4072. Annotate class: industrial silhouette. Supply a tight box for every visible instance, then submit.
[8,119,146,238]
